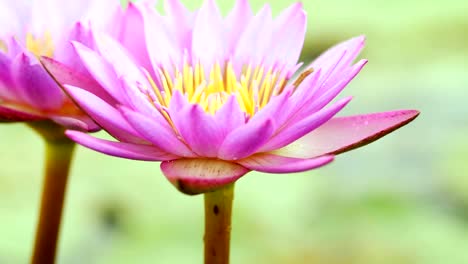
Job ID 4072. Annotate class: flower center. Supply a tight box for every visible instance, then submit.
[147,60,290,116]
[26,32,54,57]
[0,40,6,52]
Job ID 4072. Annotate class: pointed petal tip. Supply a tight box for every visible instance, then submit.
[238,153,335,174]
[274,109,420,159]
[161,159,250,195]
[65,130,177,161]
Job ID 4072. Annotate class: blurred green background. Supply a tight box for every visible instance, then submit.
[1,0,467,263]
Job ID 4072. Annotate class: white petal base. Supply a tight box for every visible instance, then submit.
[161,159,250,195]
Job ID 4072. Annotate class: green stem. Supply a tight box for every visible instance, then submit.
[29,122,75,264]
[204,184,234,264]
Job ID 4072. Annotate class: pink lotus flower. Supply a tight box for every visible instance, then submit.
[0,0,131,130]
[44,0,419,194]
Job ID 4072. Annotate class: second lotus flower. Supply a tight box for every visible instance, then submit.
[44,0,419,195]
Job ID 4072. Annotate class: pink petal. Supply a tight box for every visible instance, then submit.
[119,77,160,116]
[237,153,334,173]
[267,3,306,69]
[249,90,291,127]
[273,110,420,158]
[50,115,99,132]
[0,52,16,101]
[11,52,65,111]
[170,103,224,158]
[64,85,141,143]
[233,4,273,70]
[66,130,177,161]
[308,36,366,93]
[142,5,180,73]
[72,41,124,102]
[120,106,197,158]
[218,118,275,160]
[225,0,253,54]
[92,34,149,88]
[53,22,94,77]
[214,95,245,137]
[114,3,153,71]
[0,104,44,122]
[163,0,196,53]
[309,35,366,73]
[261,96,352,152]
[288,60,367,123]
[192,0,225,67]
[160,158,250,195]
[40,56,116,104]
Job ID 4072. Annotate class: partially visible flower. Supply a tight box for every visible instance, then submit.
[45,0,419,194]
[0,0,132,130]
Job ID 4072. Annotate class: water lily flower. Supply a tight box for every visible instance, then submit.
[0,0,126,130]
[0,1,157,263]
[44,0,419,195]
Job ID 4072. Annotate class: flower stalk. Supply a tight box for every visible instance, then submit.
[29,121,76,264]
[204,184,235,264]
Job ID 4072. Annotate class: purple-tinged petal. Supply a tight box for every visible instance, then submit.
[310,35,366,72]
[273,110,420,158]
[161,159,250,195]
[214,95,245,137]
[281,69,322,124]
[163,0,195,52]
[249,90,291,127]
[168,90,188,113]
[50,115,99,132]
[260,96,352,152]
[119,77,159,116]
[72,41,124,102]
[309,36,366,93]
[288,60,367,124]
[66,130,177,161]
[192,0,225,67]
[267,3,306,69]
[141,6,180,74]
[225,0,252,54]
[237,153,334,173]
[0,103,44,122]
[233,4,273,70]
[11,52,64,110]
[40,56,116,105]
[170,101,224,158]
[113,3,153,71]
[5,37,24,58]
[0,52,16,101]
[120,106,197,158]
[218,118,275,160]
[53,22,94,76]
[308,60,367,110]
[92,34,150,88]
[64,85,141,142]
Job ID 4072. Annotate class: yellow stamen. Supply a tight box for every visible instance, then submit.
[146,60,289,117]
[293,68,314,88]
[26,32,54,57]
[0,40,7,52]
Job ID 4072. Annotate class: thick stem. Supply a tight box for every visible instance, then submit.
[29,121,75,264]
[204,184,234,264]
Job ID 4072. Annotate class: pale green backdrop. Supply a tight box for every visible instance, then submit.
[1,0,467,263]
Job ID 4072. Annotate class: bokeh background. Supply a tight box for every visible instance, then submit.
[1,0,467,263]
